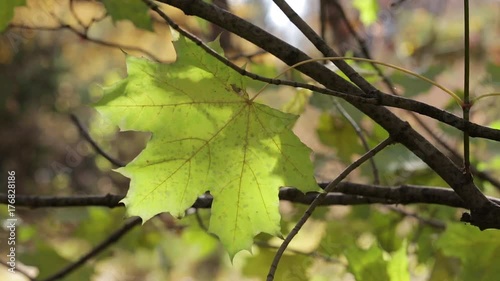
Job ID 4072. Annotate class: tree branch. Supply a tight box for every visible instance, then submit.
[157,0,500,230]
[70,114,125,167]
[39,217,142,281]
[4,182,500,209]
[325,1,500,191]
[8,23,161,62]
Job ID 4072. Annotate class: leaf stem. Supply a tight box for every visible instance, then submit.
[472,92,500,103]
[252,57,462,105]
[463,0,471,173]
[266,137,394,281]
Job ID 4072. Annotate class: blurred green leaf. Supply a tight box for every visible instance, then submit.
[437,223,500,281]
[282,89,311,115]
[481,61,500,85]
[243,248,312,281]
[489,120,500,130]
[346,244,390,281]
[391,65,445,97]
[362,142,426,185]
[21,241,93,281]
[320,218,365,257]
[18,223,37,242]
[181,228,219,260]
[346,242,410,281]
[292,202,329,221]
[102,0,153,31]
[0,0,25,32]
[309,93,365,124]
[317,113,365,163]
[428,251,460,281]
[353,0,379,25]
[73,208,126,245]
[387,240,409,281]
[414,226,438,264]
[370,211,402,252]
[244,62,278,90]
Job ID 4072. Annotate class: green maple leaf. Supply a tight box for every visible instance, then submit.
[95,37,317,257]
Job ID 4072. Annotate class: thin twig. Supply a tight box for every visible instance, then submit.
[194,209,209,231]
[385,206,446,230]
[271,0,375,94]
[70,114,125,167]
[332,100,380,184]
[69,0,86,29]
[267,138,394,281]
[195,206,342,264]
[391,0,410,8]
[463,0,471,173]
[8,23,161,61]
[329,0,397,92]
[68,0,108,33]
[40,217,142,281]
[255,241,343,264]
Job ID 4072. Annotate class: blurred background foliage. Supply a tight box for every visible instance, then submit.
[0,0,499,280]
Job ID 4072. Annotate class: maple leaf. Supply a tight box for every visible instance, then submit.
[95,37,317,257]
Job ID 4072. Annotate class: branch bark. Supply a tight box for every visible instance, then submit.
[3,183,500,209]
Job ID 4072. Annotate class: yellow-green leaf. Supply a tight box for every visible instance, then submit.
[95,36,317,257]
